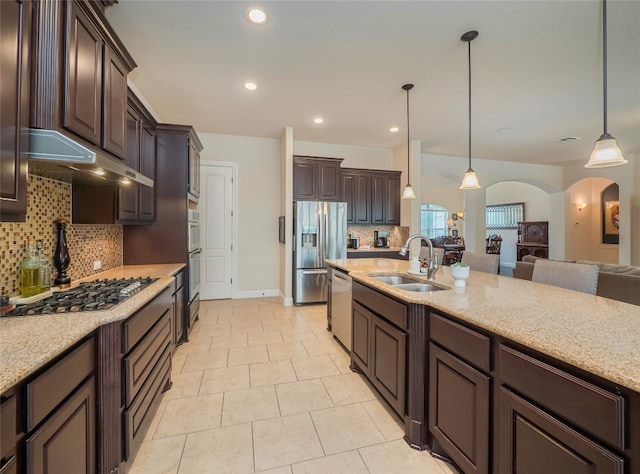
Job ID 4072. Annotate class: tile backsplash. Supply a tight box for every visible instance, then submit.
[347,225,409,248]
[1,175,123,297]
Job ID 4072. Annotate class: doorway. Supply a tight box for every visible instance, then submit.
[200,163,235,299]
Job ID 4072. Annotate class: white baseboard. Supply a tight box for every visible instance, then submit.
[234,289,280,299]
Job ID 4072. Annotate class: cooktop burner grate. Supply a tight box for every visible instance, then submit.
[3,277,157,317]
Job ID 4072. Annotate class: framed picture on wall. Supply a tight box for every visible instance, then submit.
[601,183,619,244]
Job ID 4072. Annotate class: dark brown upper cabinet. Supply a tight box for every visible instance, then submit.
[102,46,128,158]
[371,171,401,226]
[341,169,371,225]
[340,169,400,225]
[64,1,103,146]
[0,0,31,222]
[118,89,156,224]
[188,137,201,199]
[293,156,343,202]
[31,1,136,158]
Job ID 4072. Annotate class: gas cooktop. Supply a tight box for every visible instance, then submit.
[3,277,157,317]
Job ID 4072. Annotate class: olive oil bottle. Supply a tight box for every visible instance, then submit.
[20,237,41,297]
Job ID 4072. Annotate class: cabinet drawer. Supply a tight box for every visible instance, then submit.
[123,287,172,352]
[430,313,490,373]
[498,344,624,449]
[123,347,171,461]
[1,395,16,462]
[353,282,407,330]
[26,338,95,431]
[123,311,172,405]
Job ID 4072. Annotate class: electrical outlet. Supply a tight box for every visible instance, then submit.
[93,260,102,270]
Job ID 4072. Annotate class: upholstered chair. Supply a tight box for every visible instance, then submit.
[461,251,500,274]
[531,259,599,295]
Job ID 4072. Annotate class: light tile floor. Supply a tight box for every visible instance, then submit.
[125,297,459,474]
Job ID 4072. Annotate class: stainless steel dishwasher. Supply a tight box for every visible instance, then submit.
[330,267,352,350]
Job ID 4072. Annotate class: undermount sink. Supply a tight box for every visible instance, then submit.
[369,275,419,285]
[369,274,448,292]
[394,283,447,292]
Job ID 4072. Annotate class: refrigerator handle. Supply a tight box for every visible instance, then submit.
[324,213,328,259]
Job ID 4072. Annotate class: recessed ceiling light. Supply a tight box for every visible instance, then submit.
[244,82,258,91]
[120,178,131,185]
[94,169,105,176]
[560,136,581,142]
[313,117,324,124]
[246,8,267,25]
[389,127,399,133]
[496,127,513,134]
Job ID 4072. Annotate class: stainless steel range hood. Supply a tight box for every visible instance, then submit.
[26,129,153,187]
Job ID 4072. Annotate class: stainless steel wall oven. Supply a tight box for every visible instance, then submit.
[187,210,201,301]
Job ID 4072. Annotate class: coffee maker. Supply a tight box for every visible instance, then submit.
[374,230,390,248]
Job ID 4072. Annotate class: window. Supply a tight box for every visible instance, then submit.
[421,204,448,238]
[486,202,524,229]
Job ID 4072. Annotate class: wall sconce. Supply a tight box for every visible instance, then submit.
[456,212,465,220]
[575,202,588,211]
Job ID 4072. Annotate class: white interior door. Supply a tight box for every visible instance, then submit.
[200,164,233,300]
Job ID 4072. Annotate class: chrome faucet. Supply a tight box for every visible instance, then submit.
[400,234,439,280]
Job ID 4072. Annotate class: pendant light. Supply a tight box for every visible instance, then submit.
[401,83,417,200]
[585,0,627,168]
[459,30,481,190]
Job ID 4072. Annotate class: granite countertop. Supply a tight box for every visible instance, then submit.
[0,264,185,393]
[327,258,640,393]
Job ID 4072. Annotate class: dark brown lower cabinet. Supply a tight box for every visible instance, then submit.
[26,377,96,474]
[498,387,624,473]
[351,291,407,418]
[351,301,372,376]
[371,315,406,416]
[429,343,489,474]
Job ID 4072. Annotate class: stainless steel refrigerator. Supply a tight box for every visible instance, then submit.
[294,201,347,304]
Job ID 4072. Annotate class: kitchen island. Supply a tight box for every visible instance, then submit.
[0,264,184,474]
[327,257,640,474]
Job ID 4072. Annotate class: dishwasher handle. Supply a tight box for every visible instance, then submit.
[332,271,352,284]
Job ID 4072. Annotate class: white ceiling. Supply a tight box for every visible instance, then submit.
[106,0,640,166]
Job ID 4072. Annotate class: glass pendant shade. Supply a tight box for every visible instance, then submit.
[585,134,628,168]
[460,31,481,191]
[401,183,416,200]
[585,0,627,168]
[459,168,481,190]
[401,83,416,199]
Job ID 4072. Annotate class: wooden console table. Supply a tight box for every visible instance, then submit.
[516,242,549,260]
[517,221,549,261]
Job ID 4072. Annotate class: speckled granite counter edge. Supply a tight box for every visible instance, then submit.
[0,264,185,393]
[327,258,640,393]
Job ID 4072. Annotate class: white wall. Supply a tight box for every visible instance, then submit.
[486,182,550,267]
[199,133,281,296]
[293,141,393,170]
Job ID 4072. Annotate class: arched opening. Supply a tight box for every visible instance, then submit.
[485,181,551,275]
